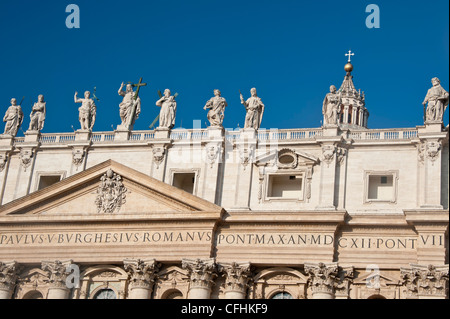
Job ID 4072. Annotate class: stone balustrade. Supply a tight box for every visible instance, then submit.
[10,127,420,147]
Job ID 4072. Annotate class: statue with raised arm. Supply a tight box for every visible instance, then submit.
[3,98,24,137]
[322,85,342,126]
[118,82,142,129]
[28,94,46,132]
[74,91,96,131]
[156,89,177,129]
[204,89,227,127]
[240,88,265,130]
[423,77,449,123]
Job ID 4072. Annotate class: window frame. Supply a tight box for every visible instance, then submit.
[169,168,200,196]
[34,171,67,192]
[264,170,306,202]
[363,170,399,204]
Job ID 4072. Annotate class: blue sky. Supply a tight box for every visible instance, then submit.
[0,0,448,135]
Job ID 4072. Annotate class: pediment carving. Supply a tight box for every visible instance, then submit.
[255,149,319,170]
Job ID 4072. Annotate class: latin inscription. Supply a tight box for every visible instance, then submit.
[0,231,444,250]
[0,231,212,246]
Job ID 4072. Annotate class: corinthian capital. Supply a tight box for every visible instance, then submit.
[219,262,252,294]
[0,261,20,291]
[182,258,217,290]
[401,264,449,298]
[305,262,339,296]
[41,260,73,289]
[124,259,160,290]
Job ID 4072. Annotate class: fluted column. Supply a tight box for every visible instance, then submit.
[305,262,339,299]
[182,258,217,299]
[0,261,20,299]
[124,259,160,299]
[219,262,252,299]
[41,260,74,299]
[401,264,449,299]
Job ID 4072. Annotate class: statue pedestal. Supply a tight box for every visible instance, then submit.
[240,128,257,140]
[424,121,443,133]
[155,127,170,139]
[0,135,14,147]
[24,131,40,143]
[75,130,92,142]
[322,125,339,137]
[207,126,224,139]
[114,127,131,141]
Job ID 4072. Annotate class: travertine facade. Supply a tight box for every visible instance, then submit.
[0,63,448,299]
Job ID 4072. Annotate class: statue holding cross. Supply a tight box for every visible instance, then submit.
[118,78,147,130]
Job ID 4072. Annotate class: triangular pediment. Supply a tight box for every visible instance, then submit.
[0,160,224,217]
[354,272,400,286]
[255,149,319,168]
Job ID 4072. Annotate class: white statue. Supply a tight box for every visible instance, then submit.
[156,89,177,129]
[423,77,449,122]
[3,98,24,137]
[28,94,46,131]
[240,88,265,130]
[204,89,227,127]
[118,82,141,129]
[322,85,342,126]
[74,91,96,131]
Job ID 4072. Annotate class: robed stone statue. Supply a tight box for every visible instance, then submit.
[423,77,449,123]
[3,98,24,137]
[118,82,142,130]
[240,88,265,130]
[322,85,342,126]
[204,89,227,127]
[156,89,177,129]
[28,94,46,132]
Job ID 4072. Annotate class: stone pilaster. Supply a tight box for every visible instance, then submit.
[124,259,160,299]
[150,128,172,182]
[305,262,339,299]
[316,132,343,210]
[41,260,74,299]
[233,129,257,210]
[202,127,225,204]
[416,124,448,208]
[219,262,252,299]
[0,261,20,299]
[182,258,217,299]
[401,264,449,299]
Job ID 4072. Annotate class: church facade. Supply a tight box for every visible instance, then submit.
[0,61,448,299]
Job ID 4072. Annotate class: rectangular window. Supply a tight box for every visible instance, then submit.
[267,174,304,200]
[38,175,62,191]
[172,173,196,195]
[365,171,398,203]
